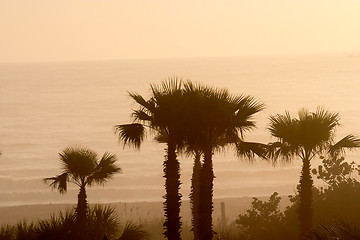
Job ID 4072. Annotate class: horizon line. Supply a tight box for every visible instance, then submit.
[0,51,351,65]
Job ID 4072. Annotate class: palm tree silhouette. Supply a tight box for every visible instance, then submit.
[44,147,121,229]
[183,82,266,240]
[115,79,186,240]
[267,107,360,239]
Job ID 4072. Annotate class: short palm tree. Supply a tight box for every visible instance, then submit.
[44,147,121,229]
[267,107,360,239]
[183,82,266,240]
[115,79,186,240]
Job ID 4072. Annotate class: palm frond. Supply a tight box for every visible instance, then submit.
[235,140,268,160]
[114,123,145,149]
[154,129,169,144]
[236,95,265,118]
[313,107,340,131]
[119,221,149,240]
[132,110,153,122]
[88,205,120,240]
[43,173,69,194]
[87,152,121,185]
[59,147,97,180]
[231,96,264,137]
[128,92,156,112]
[268,111,297,142]
[266,141,297,163]
[150,78,183,108]
[269,108,342,158]
[298,107,340,149]
[329,134,360,157]
[310,218,360,240]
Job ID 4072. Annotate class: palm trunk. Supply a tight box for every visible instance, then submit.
[190,151,201,240]
[75,184,88,240]
[298,157,313,239]
[198,148,214,240]
[163,140,182,240]
[76,185,88,226]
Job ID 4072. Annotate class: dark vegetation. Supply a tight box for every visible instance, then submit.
[0,205,149,240]
[235,155,360,240]
[1,79,360,240]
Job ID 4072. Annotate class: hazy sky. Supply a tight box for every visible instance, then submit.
[1,0,360,62]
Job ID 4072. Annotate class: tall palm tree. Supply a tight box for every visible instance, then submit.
[115,79,186,240]
[267,107,360,239]
[183,82,266,240]
[44,147,121,229]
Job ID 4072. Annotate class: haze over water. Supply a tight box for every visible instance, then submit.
[0,54,359,206]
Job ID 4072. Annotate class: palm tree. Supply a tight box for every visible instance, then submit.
[115,79,186,240]
[183,82,266,240]
[44,147,121,229]
[267,107,360,239]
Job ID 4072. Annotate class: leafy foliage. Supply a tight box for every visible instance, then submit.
[310,219,360,240]
[88,205,120,240]
[311,156,360,226]
[236,192,286,240]
[0,224,14,240]
[0,205,147,240]
[312,156,359,187]
[117,221,149,240]
[115,124,145,149]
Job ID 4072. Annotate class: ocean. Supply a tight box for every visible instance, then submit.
[0,54,359,207]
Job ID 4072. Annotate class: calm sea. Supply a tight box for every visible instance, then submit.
[0,54,359,206]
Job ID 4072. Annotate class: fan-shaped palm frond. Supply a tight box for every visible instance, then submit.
[268,111,298,146]
[266,141,298,163]
[233,96,265,137]
[87,152,122,186]
[115,123,145,149]
[296,107,339,150]
[132,110,153,122]
[235,140,268,160]
[151,77,182,97]
[118,221,149,240]
[128,92,155,112]
[59,147,98,180]
[310,218,360,240]
[88,205,120,240]
[329,134,360,157]
[44,173,69,194]
[268,108,341,160]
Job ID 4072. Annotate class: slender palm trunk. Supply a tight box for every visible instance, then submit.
[198,148,214,240]
[190,152,201,240]
[75,184,88,240]
[163,140,182,240]
[76,185,88,226]
[298,157,313,239]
